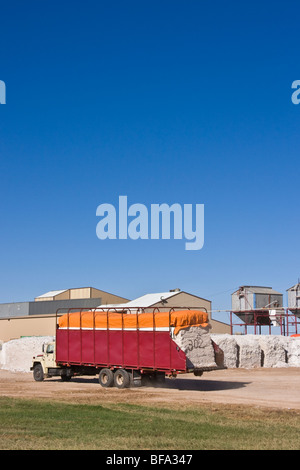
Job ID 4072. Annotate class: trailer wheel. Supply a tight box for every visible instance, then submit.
[154,372,166,386]
[114,369,130,389]
[33,364,44,382]
[99,368,114,387]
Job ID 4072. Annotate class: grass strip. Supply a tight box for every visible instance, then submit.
[0,397,299,450]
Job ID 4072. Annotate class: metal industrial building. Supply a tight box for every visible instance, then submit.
[231,285,283,314]
[0,287,230,341]
[97,289,230,334]
[231,285,284,334]
[0,287,129,341]
[287,282,300,314]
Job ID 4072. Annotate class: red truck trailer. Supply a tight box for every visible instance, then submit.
[32,307,224,388]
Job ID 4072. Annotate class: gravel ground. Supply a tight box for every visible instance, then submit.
[1,368,300,411]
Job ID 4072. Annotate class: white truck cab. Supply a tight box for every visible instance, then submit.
[31,341,63,381]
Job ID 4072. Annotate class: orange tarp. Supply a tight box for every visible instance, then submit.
[58,310,209,335]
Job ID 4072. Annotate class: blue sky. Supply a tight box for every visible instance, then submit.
[0,1,299,324]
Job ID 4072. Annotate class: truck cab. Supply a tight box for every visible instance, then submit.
[31,341,63,381]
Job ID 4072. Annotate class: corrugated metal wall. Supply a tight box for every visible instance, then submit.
[0,298,102,319]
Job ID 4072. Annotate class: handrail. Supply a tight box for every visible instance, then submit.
[55,305,208,319]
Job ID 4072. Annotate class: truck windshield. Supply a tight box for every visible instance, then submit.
[46,344,54,354]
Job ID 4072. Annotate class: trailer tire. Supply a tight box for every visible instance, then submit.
[155,372,166,386]
[99,368,114,387]
[114,369,130,389]
[33,364,44,382]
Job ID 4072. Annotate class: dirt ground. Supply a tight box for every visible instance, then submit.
[1,368,300,411]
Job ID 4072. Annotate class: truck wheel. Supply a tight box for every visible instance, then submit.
[154,372,166,386]
[114,369,130,389]
[99,368,114,387]
[33,364,44,382]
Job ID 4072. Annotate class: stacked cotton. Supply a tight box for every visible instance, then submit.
[174,326,217,369]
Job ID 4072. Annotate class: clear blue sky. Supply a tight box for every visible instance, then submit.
[0,1,299,324]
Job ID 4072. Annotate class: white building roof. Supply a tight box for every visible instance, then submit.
[98,291,179,309]
[35,289,68,299]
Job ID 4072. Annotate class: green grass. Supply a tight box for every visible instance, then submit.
[0,397,300,450]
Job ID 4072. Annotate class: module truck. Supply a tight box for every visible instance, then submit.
[31,308,224,388]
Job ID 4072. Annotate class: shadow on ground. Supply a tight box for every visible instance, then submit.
[48,375,250,392]
[164,377,250,391]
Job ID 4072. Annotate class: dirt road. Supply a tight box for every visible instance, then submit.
[1,368,300,410]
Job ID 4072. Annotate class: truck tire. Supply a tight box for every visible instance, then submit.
[114,369,130,389]
[33,364,44,382]
[99,368,114,387]
[154,372,166,386]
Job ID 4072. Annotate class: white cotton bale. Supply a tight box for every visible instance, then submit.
[288,337,300,367]
[174,326,217,369]
[1,336,54,373]
[235,335,261,368]
[211,334,238,368]
[258,335,287,368]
